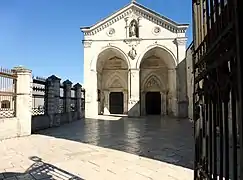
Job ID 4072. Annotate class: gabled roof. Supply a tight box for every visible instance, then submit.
[80,1,189,36]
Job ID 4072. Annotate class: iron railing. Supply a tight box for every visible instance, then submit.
[192,0,242,179]
[0,68,17,119]
[32,77,47,116]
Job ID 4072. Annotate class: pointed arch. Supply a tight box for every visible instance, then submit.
[105,72,127,89]
[142,73,164,91]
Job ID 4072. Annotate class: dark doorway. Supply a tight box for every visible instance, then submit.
[145,92,161,115]
[109,92,124,114]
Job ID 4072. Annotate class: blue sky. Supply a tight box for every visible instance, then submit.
[0,0,192,84]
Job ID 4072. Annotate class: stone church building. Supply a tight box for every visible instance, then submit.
[81,1,189,118]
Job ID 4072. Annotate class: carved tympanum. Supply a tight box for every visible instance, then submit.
[145,76,160,89]
[110,79,122,88]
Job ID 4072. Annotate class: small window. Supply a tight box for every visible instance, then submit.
[1,100,10,109]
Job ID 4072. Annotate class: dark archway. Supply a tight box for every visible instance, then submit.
[145,92,161,115]
[109,92,124,114]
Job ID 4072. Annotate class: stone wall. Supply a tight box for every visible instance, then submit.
[0,67,32,140]
[31,77,85,133]
[186,43,193,120]
[0,66,85,140]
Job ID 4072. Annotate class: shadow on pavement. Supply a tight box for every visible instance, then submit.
[35,116,194,170]
[1,156,83,180]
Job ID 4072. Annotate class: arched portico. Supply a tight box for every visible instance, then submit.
[90,45,131,72]
[96,47,129,115]
[136,44,177,69]
[139,46,178,116]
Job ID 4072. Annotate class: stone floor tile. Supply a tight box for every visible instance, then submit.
[0,117,194,180]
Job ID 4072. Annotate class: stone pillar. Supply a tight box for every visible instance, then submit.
[128,69,140,117]
[141,92,146,116]
[168,69,178,117]
[46,75,61,127]
[103,90,110,115]
[85,71,98,118]
[123,90,128,114]
[74,83,83,120]
[14,66,32,137]
[63,80,72,122]
[174,37,187,63]
[163,93,167,116]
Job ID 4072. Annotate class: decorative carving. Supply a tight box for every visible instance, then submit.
[82,5,188,36]
[153,27,161,35]
[173,38,187,46]
[83,41,92,48]
[145,76,160,89]
[108,56,122,61]
[110,79,122,88]
[128,47,137,60]
[107,28,115,36]
[129,19,139,38]
[129,99,139,104]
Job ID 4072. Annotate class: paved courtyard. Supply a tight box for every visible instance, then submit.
[0,116,194,180]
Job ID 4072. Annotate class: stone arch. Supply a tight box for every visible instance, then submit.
[136,44,177,69]
[142,74,164,91]
[90,45,131,72]
[105,72,126,89]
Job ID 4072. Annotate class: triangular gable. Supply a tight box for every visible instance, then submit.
[80,2,189,36]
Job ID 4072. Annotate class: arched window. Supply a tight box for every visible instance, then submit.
[1,100,10,109]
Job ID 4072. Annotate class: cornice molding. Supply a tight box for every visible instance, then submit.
[173,37,187,46]
[83,40,92,48]
[81,4,189,37]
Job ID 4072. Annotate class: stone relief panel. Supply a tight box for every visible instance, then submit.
[140,69,168,92]
[140,56,167,69]
[103,56,128,70]
[102,71,128,90]
[145,75,160,90]
[110,79,123,88]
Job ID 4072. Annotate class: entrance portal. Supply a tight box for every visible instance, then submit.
[145,92,161,115]
[109,92,124,114]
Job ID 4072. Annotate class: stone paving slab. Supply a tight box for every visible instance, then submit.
[0,117,194,180]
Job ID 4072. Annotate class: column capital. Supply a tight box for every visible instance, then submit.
[129,68,140,71]
[173,37,187,46]
[13,66,32,74]
[83,40,92,48]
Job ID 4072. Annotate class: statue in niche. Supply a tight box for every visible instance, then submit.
[129,19,139,38]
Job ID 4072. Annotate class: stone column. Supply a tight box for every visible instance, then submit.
[141,92,146,116]
[63,80,72,122]
[128,69,140,117]
[168,69,178,117]
[123,90,128,114]
[13,66,32,137]
[74,83,82,120]
[160,92,166,116]
[103,90,110,115]
[46,75,61,127]
[85,70,98,118]
[174,37,187,63]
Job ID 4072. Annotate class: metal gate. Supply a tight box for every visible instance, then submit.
[192,0,242,179]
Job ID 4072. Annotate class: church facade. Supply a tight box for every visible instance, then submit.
[81,1,189,118]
